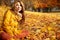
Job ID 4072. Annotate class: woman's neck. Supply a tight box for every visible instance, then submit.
[14,10,22,17]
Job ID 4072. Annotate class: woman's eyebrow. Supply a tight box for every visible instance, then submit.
[16,4,19,6]
[16,3,21,5]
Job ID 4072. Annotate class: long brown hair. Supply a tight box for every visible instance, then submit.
[11,0,25,24]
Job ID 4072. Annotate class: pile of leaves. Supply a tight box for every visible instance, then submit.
[0,6,60,40]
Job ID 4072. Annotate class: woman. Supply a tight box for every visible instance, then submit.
[0,0,29,40]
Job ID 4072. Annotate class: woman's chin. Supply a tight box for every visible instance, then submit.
[18,9,21,12]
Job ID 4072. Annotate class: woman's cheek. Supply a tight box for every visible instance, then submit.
[15,6,18,10]
[19,6,22,11]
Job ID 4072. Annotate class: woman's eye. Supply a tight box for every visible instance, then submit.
[16,4,19,6]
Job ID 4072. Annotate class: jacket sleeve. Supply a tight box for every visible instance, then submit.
[3,10,11,26]
[3,10,13,36]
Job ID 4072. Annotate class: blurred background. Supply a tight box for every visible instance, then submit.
[0,0,60,12]
[0,0,60,40]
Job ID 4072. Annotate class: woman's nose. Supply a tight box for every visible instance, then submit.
[18,6,20,8]
[18,6,21,8]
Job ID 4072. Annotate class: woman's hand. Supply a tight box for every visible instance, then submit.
[14,30,29,39]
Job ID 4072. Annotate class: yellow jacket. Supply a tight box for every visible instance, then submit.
[3,10,22,40]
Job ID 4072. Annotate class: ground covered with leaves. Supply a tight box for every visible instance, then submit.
[0,6,60,40]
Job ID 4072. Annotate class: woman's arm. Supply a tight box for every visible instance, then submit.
[3,10,11,26]
[3,10,13,36]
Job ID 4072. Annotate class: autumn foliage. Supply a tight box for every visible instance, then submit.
[33,0,57,8]
[0,5,60,40]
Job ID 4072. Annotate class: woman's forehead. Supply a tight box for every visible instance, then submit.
[15,2,21,5]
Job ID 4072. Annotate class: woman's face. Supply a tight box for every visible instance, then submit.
[14,2,22,12]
